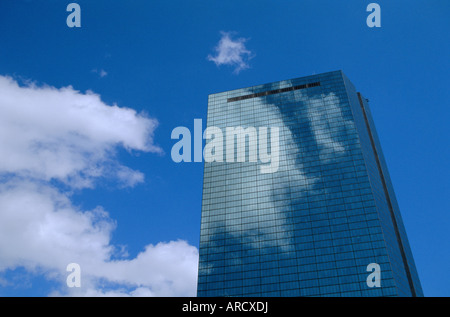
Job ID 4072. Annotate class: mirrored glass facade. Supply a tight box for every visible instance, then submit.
[197,71,423,297]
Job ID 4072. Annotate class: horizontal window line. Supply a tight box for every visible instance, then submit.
[227,82,321,103]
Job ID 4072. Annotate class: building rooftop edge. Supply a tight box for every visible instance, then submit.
[208,70,345,97]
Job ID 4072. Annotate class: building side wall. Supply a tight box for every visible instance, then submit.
[342,73,423,296]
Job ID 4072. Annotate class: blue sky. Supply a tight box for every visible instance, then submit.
[0,0,448,296]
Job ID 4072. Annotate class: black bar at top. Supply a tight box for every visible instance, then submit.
[227,82,321,103]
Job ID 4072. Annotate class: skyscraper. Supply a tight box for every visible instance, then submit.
[197,71,423,297]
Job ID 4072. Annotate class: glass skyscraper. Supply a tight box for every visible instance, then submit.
[197,71,423,297]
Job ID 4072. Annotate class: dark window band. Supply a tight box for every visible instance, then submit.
[227,82,321,103]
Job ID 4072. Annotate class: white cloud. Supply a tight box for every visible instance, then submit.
[207,31,253,74]
[305,93,355,161]
[0,75,198,296]
[0,181,198,296]
[92,69,108,78]
[0,75,161,188]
